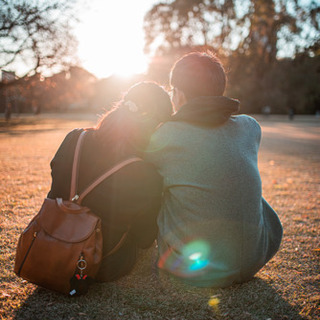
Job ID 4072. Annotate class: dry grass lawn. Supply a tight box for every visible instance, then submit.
[0,114,319,320]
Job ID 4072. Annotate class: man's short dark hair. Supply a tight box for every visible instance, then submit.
[170,52,227,100]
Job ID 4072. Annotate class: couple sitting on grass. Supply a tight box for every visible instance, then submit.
[48,52,283,288]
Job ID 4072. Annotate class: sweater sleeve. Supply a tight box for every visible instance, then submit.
[144,124,170,169]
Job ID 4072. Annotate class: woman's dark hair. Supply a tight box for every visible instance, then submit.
[93,81,172,155]
[170,52,227,100]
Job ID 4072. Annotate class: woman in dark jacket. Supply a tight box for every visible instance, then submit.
[47,82,173,281]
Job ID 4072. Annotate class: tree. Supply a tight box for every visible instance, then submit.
[144,0,237,56]
[144,0,320,61]
[144,0,320,114]
[0,0,78,78]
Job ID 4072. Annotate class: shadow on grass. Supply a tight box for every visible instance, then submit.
[13,276,304,320]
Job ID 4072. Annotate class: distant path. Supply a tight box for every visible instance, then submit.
[257,118,320,162]
[1,113,319,161]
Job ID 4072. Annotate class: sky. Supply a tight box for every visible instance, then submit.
[75,0,159,79]
[75,0,314,79]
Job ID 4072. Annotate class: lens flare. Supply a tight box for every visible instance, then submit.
[182,240,210,272]
[158,239,211,277]
[189,252,202,260]
[189,258,209,271]
[182,240,210,259]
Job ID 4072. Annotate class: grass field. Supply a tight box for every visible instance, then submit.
[0,114,319,320]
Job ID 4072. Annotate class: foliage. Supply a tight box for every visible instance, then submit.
[144,0,320,114]
[144,0,237,56]
[0,69,150,114]
[0,0,78,77]
[0,67,98,114]
[144,0,320,61]
[227,53,320,114]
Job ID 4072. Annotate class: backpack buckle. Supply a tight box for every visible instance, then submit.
[71,195,79,202]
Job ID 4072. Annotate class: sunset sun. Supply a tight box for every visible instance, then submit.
[75,0,154,78]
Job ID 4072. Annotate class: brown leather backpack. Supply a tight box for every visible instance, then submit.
[14,131,142,295]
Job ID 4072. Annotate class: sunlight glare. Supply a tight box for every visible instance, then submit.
[76,0,154,78]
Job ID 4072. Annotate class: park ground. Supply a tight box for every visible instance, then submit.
[0,114,319,320]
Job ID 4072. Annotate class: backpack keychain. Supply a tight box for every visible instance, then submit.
[69,254,93,296]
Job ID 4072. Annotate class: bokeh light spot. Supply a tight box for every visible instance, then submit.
[189,252,202,261]
[208,296,220,313]
[159,239,212,277]
[182,240,210,261]
[189,258,209,271]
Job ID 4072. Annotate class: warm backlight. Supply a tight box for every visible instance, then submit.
[75,0,153,78]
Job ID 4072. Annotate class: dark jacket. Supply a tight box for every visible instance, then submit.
[48,128,162,281]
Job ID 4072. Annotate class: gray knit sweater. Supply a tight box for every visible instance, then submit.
[145,97,282,288]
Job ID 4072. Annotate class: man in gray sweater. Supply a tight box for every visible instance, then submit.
[145,52,283,288]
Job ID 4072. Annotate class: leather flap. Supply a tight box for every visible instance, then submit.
[40,198,100,243]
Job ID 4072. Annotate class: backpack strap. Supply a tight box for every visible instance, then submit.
[70,131,87,201]
[104,231,129,257]
[69,130,143,204]
[77,157,143,204]
[69,131,142,256]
